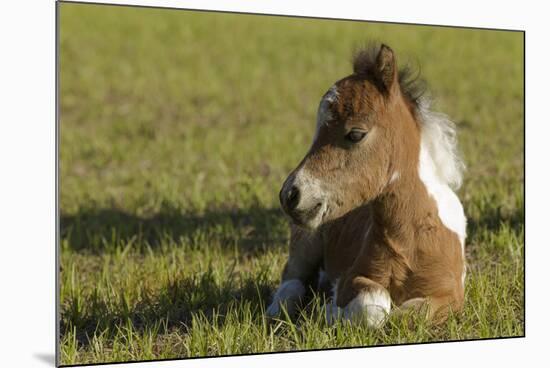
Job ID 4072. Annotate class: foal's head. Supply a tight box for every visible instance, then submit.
[280,44,424,229]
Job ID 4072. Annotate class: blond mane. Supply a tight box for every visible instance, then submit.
[354,44,465,190]
[417,96,465,190]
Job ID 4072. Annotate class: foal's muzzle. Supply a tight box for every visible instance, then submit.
[280,185,300,213]
[279,173,326,229]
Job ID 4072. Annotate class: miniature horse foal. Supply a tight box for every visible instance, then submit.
[267,44,466,327]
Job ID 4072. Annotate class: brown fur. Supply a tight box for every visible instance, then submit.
[277,44,464,324]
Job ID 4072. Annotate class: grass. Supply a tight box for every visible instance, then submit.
[58,3,524,366]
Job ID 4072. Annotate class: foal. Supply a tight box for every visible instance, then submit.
[267,44,466,327]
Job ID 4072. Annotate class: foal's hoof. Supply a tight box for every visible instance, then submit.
[266,301,282,319]
[266,300,298,320]
[324,294,390,328]
[266,279,306,320]
[325,302,343,325]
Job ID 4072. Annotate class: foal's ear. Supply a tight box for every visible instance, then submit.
[376,44,398,94]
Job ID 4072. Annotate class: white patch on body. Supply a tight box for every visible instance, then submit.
[417,98,468,285]
[418,143,467,245]
[314,85,339,141]
[266,279,306,318]
[326,288,391,327]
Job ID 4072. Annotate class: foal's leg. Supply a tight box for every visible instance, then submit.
[326,275,391,327]
[266,225,323,318]
[394,294,463,325]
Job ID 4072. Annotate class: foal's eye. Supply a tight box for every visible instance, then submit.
[345,130,367,143]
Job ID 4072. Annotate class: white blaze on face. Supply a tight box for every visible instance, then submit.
[313,85,339,142]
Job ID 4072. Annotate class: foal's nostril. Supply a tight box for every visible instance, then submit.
[286,185,300,211]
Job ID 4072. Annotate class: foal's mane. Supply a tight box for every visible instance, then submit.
[353,44,465,190]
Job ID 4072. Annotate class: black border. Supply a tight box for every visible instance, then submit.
[55,1,527,367]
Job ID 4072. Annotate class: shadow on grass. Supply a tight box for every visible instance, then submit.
[60,204,288,347]
[61,268,275,347]
[62,201,524,255]
[61,204,288,254]
[467,205,524,237]
[60,202,525,348]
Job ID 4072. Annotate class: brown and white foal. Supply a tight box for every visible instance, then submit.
[267,44,466,327]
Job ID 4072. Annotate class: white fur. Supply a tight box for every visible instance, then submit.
[417,97,465,190]
[326,288,391,327]
[266,279,306,317]
[283,167,327,228]
[389,171,400,184]
[417,98,467,284]
[314,85,339,141]
[289,168,324,204]
[418,144,467,245]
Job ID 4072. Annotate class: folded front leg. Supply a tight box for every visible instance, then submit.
[266,279,306,318]
[266,225,323,318]
[326,275,391,327]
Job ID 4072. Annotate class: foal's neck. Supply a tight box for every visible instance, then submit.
[371,167,434,242]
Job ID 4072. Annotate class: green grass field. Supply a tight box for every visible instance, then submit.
[58,4,524,365]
